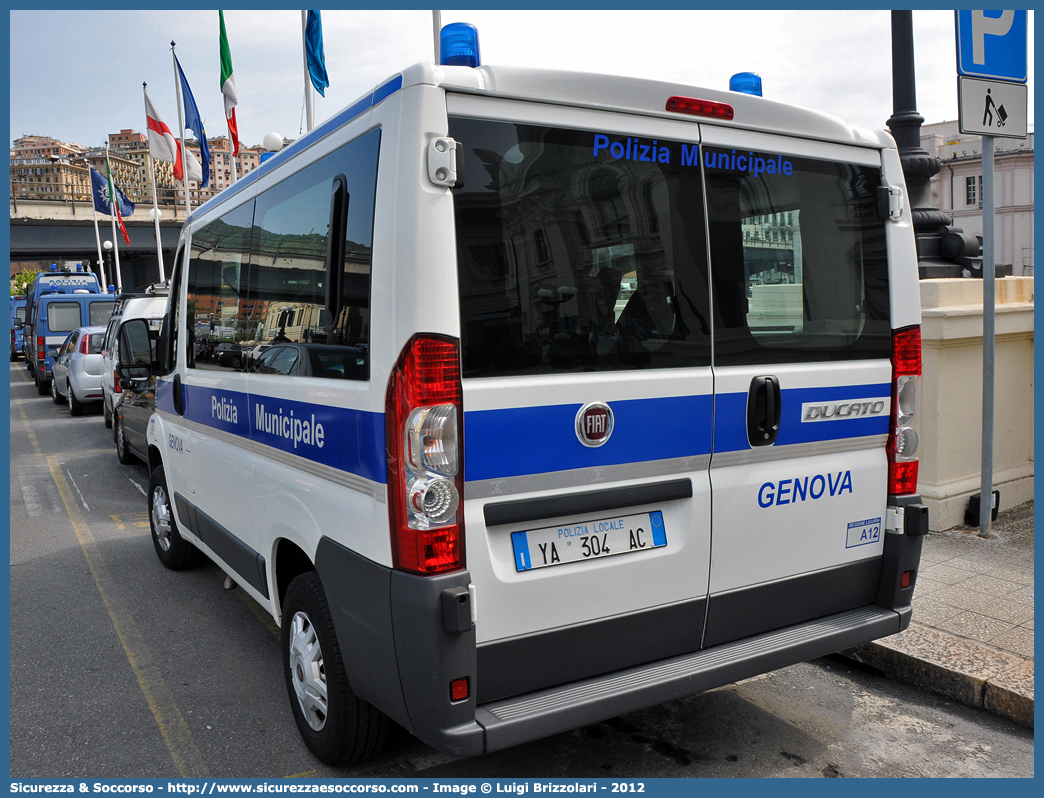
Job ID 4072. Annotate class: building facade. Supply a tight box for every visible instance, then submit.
[921,120,1034,276]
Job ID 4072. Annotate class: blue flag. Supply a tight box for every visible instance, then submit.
[174,53,211,187]
[90,167,135,216]
[305,10,329,97]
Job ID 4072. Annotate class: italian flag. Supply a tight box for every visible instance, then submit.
[219,10,239,157]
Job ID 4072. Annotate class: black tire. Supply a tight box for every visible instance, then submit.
[10,350,17,362]
[103,397,113,429]
[36,372,49,396]
[148,464,204,570]
[50,375,63,404]
[282,572,389,766]
[68,382,85,416]
[230,355,242,369]
[114,416,138,465]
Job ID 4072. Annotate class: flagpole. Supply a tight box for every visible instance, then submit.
[143,83,166,283]
[302,11,314,132]
[86,157,108,289]
[105,144,123,293]
[432,10,442,62]
[229,137,238,184]
[172,42,192,215]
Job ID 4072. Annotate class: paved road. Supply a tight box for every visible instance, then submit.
[8,362,1034,779]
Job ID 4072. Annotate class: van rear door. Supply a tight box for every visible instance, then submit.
[700,127,893,647]
[449,99,715,703]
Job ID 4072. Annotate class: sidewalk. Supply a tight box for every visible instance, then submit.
[842,500,1034,728]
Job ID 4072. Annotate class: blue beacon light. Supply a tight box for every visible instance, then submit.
[730,72,763,97]
[440,22,480,68]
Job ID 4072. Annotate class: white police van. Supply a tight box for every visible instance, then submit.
[117,24,928,766]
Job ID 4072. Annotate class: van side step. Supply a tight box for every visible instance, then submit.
[476,605,899,752]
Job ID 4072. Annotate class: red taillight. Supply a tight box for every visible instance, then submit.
[113,368,121,393]
[900,571,912,589]
[891,326,921,376]
[887,326,922,495]
[78,335,89,355]
[450,677,469,702]
[666,95,735,120]
[386,335,464,575]
[36,336,45,361]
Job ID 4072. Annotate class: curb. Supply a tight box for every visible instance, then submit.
[839,622,1034,729]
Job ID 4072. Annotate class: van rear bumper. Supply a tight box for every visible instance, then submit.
[477,605,901,753]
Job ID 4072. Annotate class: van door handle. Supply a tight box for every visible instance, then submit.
[747,375,781,447]
[173,373,184,416]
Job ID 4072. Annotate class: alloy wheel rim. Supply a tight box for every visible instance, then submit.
[151,483,172,552]
[289,610,327,731]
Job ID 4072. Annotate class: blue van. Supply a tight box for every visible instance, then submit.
[10,295,27,361]
[22,263,103,367]
[30,292,115,394]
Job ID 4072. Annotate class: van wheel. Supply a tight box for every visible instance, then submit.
[148,464,203,570]
[103,399,112,429]
[36,373,49,396]
[114,416,137,465]
[282,572,389,766]
[10,350,17,362]
[50,376,63,405]
[68,383,85,416]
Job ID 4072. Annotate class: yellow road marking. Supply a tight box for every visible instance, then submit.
[18,407,42,457]
[111,512,150,531]
[48,456,209,778]
[15,366,31,384]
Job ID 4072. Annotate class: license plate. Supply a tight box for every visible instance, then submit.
[511,510,666,572]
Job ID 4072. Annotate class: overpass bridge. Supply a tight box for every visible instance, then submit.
[11,199,188,290]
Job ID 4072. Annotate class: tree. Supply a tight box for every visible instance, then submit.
[10,268,40,296]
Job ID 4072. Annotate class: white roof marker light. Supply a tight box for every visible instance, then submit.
[440,22,480,67]
[730,72,763,96]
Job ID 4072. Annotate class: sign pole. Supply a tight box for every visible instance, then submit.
[979,135,995,536]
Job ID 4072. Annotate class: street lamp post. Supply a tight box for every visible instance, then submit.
[102,240,116,294]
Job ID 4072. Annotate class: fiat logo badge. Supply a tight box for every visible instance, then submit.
[576,402,614,447]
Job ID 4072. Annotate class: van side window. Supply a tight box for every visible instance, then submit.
[703,149,891,365]
[187,203,255,372]
[246,127,379,379]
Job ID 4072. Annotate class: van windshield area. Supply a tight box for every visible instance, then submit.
[449,117,890,378]
[47,302,81,333]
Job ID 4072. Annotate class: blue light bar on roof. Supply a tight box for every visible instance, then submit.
[730,72,763,97]
[440,22,480,68]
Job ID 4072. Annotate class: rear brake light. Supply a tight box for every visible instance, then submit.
[666,95,735,120]
[113,368,121,393]
[36,336,45,361]
[78,335,89,355]
[888,326,921,495]
[386,335,464,574]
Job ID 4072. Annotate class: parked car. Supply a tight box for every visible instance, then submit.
[113,372,155,466]
[49,325,106,416]
[100,286,168,428]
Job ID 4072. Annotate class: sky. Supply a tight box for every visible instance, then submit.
[8,9,1035,151]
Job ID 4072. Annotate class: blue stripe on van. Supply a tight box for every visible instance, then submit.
[463,394,715,483]
[157,382,386,484]
[186,74,404,225]
[712,382,892,454]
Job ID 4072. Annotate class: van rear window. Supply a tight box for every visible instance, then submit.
[47,302,81,333]
[89,301,115,326]
[449,117,712,378]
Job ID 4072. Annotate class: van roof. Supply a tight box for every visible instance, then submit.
[189,61,892,224]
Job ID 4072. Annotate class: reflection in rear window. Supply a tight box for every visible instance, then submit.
[449,117,712,378]
[88,333,105,354]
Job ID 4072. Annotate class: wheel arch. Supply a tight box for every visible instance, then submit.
[275,538,316,618]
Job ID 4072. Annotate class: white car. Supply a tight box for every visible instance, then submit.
[101,290,168,429]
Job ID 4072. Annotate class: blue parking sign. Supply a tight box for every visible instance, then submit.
[956,10,1028,83]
